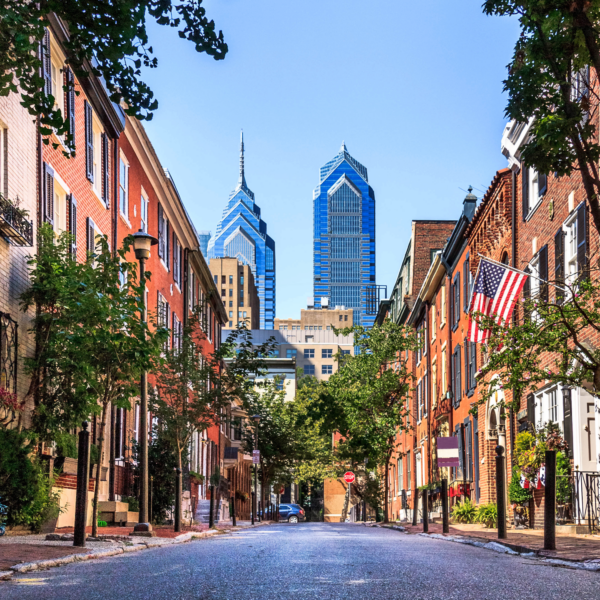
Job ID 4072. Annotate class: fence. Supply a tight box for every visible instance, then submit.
[572,471,600,532]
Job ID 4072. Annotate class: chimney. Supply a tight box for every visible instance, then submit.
[463,186,477,220]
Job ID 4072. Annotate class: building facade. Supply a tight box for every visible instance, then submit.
[274,306,353,331]
[313,143,376,327]
[207,133,276,329]
[209,257,260,330]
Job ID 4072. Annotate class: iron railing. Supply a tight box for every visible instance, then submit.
[572,470,600,532]
[0,195,33,247]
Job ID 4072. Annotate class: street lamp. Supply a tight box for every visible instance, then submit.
[132,229,158,535]
[251,414,261,524]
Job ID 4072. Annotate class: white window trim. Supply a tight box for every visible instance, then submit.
[119,152,130,223]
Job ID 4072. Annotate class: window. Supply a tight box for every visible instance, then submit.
[243,311,247,318]
[140,190,149,232]
[565,212,578,284]
[549,388,558,423]
[221,289,226,297]
[341,350,350,356]
[173,235,182,289]
[406,450,411,490]
[441,346,447,397]
[304,349,314,359]
[229,311,233,318]
[522,166,547,219]
[172,314,182,351]
[119,157,129,218]
[431,295,437,342]
[535,386,563,431]
[397,457,403,493]
[465,338,477,394]
[339,315,343,321]
[451,273,460,330]
[440,285,447,327]
[304,365,315,375]
[286,349,297,359]
[417,379,423,422]
[229,321,232,327]
[221,275,226,284]
[322,349,332,359]
[229,289,233,297]
[463,255,471,312]
[276,377,285,391]
[229,301,232,308]
[452,344,462,406]
[158,204,169,267]
[229,275,233,284]
[322,364,333,375]
[53,179,68,234]
[432,359,438,408]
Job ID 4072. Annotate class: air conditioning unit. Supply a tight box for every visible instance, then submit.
[321,297,329,308]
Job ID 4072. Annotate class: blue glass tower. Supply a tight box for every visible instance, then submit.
[313,142,375,328]
[207,133,276,329]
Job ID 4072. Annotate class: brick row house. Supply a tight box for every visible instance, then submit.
[383,135,600,526]
[0,15,253,529]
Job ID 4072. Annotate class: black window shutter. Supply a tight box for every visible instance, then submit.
[450,281,455,328]
[66,68,76,145]
[158,204,164,259]
[43,163,54,226]
[539,173,548,196]
[527,393,535,424]
[538,244,548,302]
[69,194,77,256]
[577,202,588,281]
[470,339,476,389]
[522,266,531,321]
[522,166,529,220]
[165,219,170,270]
[456,345,461,404]
[464,340,469,394]
[554,227,565,304]
[465,420,473,481]
[42,29,52,97]
[457,424,464,480]
[455,273,460,326]
[101,134,109,206]
[86,217,95,254]
[463,261,467,312]
[85,101,94,182]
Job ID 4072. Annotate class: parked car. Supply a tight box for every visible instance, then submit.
[278,503,306,523]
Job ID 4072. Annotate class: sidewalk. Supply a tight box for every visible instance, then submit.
[395,521,600,562]
[0,520,271,578]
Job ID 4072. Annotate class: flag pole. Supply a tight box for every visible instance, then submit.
[476,253,568,295]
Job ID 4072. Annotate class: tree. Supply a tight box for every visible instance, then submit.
[22,225,166,536]
[307,321,418,523]
[475,274,600,412]
[1,1,227,152]
[484,1,600,234]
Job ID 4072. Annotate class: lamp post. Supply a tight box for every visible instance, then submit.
[132,230,158,536]
[251,414,261,524]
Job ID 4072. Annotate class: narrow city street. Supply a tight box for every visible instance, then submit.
[1,523,598,600]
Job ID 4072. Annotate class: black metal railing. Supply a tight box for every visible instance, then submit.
[0,312,17,394]
[365,285,388,315]
[573,470,600,532]
[0,195,33,247]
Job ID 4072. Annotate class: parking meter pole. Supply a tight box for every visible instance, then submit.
[251,491,255,525]
[422,489,429,533]
[544,450,556,550]
[412,489,419,526]
[74,422,90,547]
[496,445,507,540]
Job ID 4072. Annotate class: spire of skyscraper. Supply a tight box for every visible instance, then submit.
[340,140,347,153]
[239,130,246,189]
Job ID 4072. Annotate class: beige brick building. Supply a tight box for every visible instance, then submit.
[209,258,260,330]
[0,88,38,428]
[275,307,353,332]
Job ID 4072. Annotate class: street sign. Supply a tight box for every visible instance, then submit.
[252,450,260,464]
[343,471,355,484]
[436,437,459,468]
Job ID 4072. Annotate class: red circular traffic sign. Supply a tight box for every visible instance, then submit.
[343,471,355,484]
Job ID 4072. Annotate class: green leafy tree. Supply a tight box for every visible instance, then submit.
[307,320,418,523]
[22,225,166,536]
[1,1,227,153]
[484,0,600,233]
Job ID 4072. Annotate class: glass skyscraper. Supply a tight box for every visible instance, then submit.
[207,132,276,329]
[313,142,375,328]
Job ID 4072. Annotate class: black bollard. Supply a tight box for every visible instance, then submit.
[209,485,215,528]
[496,446,507,539]
[422,489,429,533]
[231,495,236,526]
[544,450,556,550]
[149,476,153,525]
[251,491,255,525]
[442,479,449,534]
[174,468,182,532]
[74,422,90,547]
[412,489,419,526]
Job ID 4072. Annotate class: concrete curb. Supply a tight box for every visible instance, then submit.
[3,521,272,579]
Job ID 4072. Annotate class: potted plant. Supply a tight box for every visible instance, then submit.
[235,489,249,501]
[189,471,204,486]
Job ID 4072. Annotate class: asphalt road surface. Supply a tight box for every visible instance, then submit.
[1,523,598,600]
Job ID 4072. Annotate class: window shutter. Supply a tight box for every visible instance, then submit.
[43,163,54,226]
[86,217,95,254]
[450,281,454,328]
[456,345,461,405]
[470,338,476,389]
[538,244,548,302]
[554,227,565,304]
[522,166,529,219]
[42,29,52,97]
[69,194,77,256]
[455,273,460,326]
[66,68,76,145]
[576,202,588,281]
[463,261,468,312]
[465,420,473,481]
[522,266,531,321]
[101,133,109,206]
[165,219,170,270]
[526,393,535,424]
[457,424,464,480]
[538,173,548,196]
[464,340,469,393]
[158,204,164,258]
[84,101,94,182]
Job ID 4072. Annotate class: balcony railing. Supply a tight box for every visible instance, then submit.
[0,195,33,247]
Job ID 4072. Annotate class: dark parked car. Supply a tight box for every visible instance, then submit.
[278,503,305,523]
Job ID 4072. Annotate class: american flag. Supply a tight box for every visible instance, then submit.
[468,259,529,344]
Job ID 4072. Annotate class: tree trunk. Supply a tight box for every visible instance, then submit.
[175,447,183,533]
[91,402,108,538]
[341,481,350,522]
[384,459,390,523]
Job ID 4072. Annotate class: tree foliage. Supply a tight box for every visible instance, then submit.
[483,0,600,233]
[0,1,227,152]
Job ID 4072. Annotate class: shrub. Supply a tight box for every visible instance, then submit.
[121,495,140,512]
[97,520,107,527]
[475,503,498,528]
[556,451,572,505]
[508,467,533,505]
[452,498,476,524]
[54,432,78,459]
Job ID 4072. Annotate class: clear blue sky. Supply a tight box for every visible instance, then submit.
[142,0,519,320]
